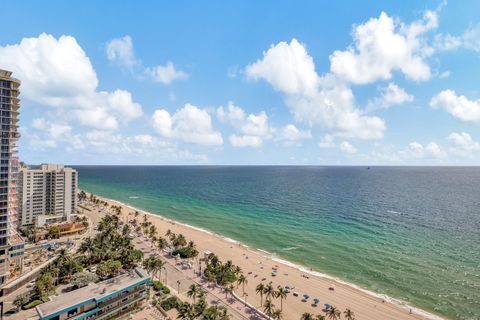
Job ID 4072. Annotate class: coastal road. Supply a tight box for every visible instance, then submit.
[134,236,261,320]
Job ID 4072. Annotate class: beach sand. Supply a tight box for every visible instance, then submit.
[82,193,442,320]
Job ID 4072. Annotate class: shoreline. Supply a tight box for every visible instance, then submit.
[85,191,444,320]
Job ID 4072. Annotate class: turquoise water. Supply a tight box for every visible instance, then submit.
[75,166,480,320]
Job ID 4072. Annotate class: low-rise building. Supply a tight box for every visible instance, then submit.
[36,267,150,320]
[18,164,77,227]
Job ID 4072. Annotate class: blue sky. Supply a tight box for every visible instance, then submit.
[1,0,480,165]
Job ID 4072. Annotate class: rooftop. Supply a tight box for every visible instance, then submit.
[8,233,24,246]
[36,268,150,318]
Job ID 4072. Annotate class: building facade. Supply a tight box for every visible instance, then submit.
[0,69,24,287]
[18,164,77,227]
[36,268,151,320]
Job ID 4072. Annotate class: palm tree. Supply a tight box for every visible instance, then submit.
[157,237,168,251]
[301,313,314,320]
[79,237,97,264]
[263,299,275,319]
[256,283,266,306]
[343,309,355,320]
[264,283,275,300]
[275,286,288,311]
[177,302,195,319]
[173,233,187,248]
[234,265,242,276]
[315,315,326,320]
[273,309,283,320]
[187,284,200,303]
[203,305,221,320]
[237,274,247,295]
[326,306,341,320]
[194,296,207,316]
[142,256,164,279]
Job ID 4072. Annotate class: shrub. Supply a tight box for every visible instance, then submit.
[13,291,33,309]
[160,296,181,311]
[152,280,171,295]
[23,300,43,310]
[173,246,198,259]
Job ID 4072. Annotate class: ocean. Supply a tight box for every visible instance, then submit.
[74,166,480,320]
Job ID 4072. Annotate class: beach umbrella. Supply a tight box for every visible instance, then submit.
[303,294,310,299]
[313,298,320,304]
[324,303,331,309]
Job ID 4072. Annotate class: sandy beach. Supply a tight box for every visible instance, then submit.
[83,193,442,320]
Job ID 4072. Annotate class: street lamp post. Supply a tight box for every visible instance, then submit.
[163,266,168,285]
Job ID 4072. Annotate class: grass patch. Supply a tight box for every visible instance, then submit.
[23,300,43,310]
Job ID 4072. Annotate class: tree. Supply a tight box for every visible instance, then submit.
[97,259,121,278]
[187,284,201,303]
[263,299,275,319]
[343,309,355,320]
[47,225,60,239]
[13,291,33,310]
[78,190,87,202]
[256,283,266,306]
[194,296,207,317]
[72,272,98,288]
[301,313,314,320]
[275,286,288,311]
[237,274,247,295]
[79,237,97,264]
[263,283,275,300]
[273,309,283,320]
[172,234,187,248]
[177,302,195,320]
[326,306,341,320]
[35,272,56,301]
[157,237,169,251]
[202,305,220,320]
[315,315,326,320]
[58,259,83,282]
[142,256,164,279]
[149,224,157,239]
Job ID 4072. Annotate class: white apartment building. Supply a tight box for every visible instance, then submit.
[18,164,77,227]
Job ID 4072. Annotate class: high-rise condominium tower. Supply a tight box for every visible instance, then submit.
[0,69,24,287]
[18,164,78,227]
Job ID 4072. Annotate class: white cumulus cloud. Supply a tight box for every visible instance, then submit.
[367,82,414,111]
[0,33,143,131]
[106,35,188,85]
[216,102,274,147]
[400,141,446,159]
[330,11,437,84]
[339,141,357,154]
[277,124,311,142]
[430,90,480,122]
[246,39,386,140]
[229,135,263,148]
[106,35,138,69]
[447,132,480,156]
[152,104,223,146]
[145,62,188,84]
[246,39,319,96]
